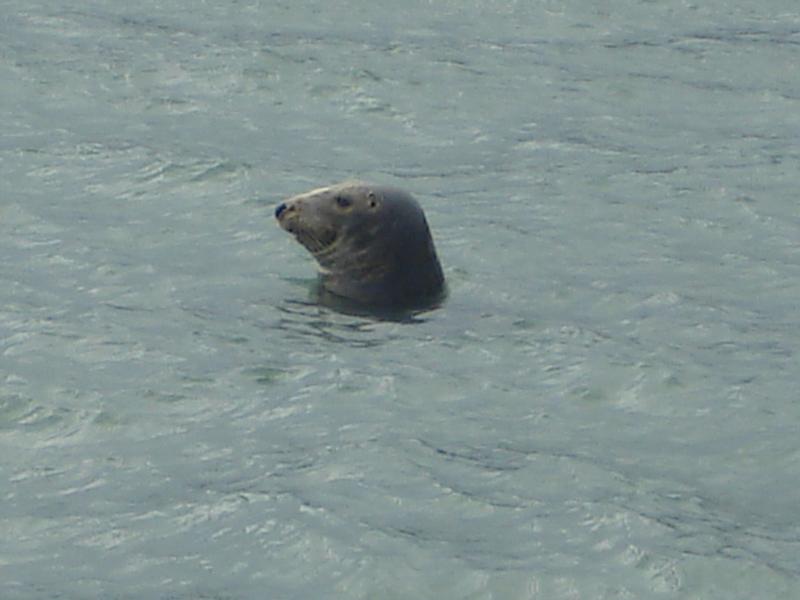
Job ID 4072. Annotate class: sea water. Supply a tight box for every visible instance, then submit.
[2,1,799,598]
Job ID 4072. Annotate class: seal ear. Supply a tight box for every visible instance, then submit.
[367,191,378,209]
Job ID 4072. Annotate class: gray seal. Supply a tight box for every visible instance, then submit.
[275,181,445,309]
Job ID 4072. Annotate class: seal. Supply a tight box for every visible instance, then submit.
[275,181,445,309]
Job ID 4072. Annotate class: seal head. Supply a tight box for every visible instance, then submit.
[276,181,445,309]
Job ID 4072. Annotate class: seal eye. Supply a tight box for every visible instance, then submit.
[335,195,351,209]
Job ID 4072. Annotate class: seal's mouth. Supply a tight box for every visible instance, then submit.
[291,226,339,255]
[276,200,340,256]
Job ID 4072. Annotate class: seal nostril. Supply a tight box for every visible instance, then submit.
[275,203,287,219]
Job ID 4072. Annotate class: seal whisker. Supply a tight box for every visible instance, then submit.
[293,228,326,254]
[312,233,340,257]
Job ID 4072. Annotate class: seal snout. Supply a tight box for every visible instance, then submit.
[274,202,288,219]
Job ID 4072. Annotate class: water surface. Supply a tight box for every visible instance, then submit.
[2,1,799,598]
